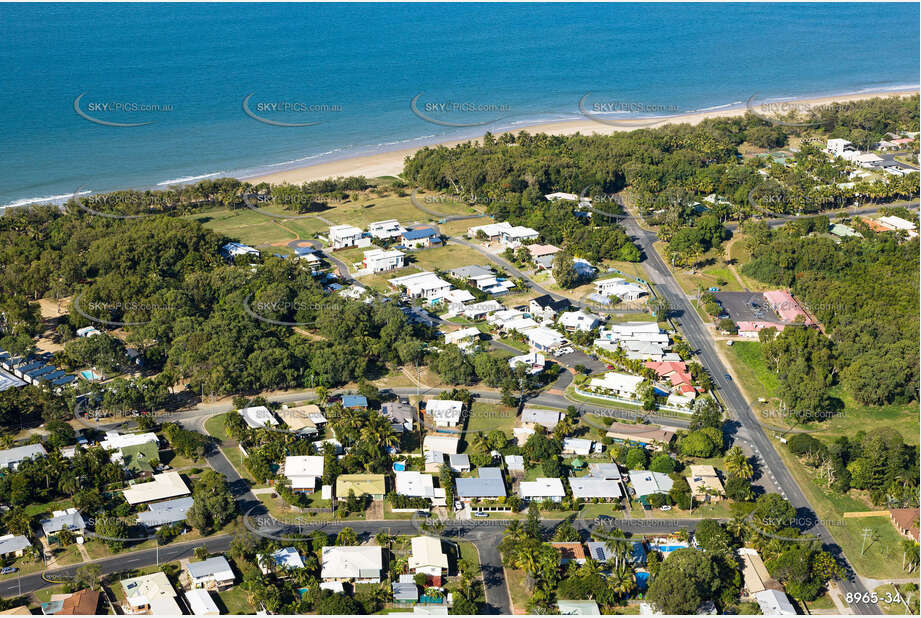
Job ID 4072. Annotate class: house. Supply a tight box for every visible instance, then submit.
[562,437,595,456]
[878,215,918,238]
[41,508,85,542]
[186,556,235,589]
[100,431,159,452]
[588,372,645,399]
[422,435,460,456]
[467,221,539,247]
[381,400,415,432]
[737,548,779,597]
[389,272,453,300]
[395,471,438,499]
[328,224,365,249]
[527,244,561,268]
[449,265,514,295]
[529,294,571,320]
[368,219,406,239]
[275,405,320,436]
[855,152,884,168]
[392,579,419,605]
[363,248,405,272]
[763,290,813,325]
[0,443,47,469]
[502,316,539,333]
[628,471,674,500]
[754,589,797,615]
[550,542,587,565]
[829,223,861,238]
[426,400,464,428]
[462,300,505,320]
[449,453,471,473]
[594,278,647,301]
[120,572,182,615]
[137,497,195,529]
[526,326,566,352]
[558,310,601,332]
[520,408,561,430]
[505,455,525,473]
[239,406,278,429]
[185,589,220,616]
[890,508,920,541]
[76,326,101,338]
[258,546,306,575]
[122,471,191,505]
[58,589,101,615]
[321,546,383,582]
[220,241,259,259]
[444,327,481,351]
[520,477,566,503]
[341,394,368,409]
[557,600,601,615]
[0,534,31,558]
[283,455,325,493]
[826,138,856,157]
[572,258,596,279]
[569,478,623,501]
[736,320,785,338]
[455,467,506,502]
[687,465,724,503]
[544,192,581,202]
[606,422,675,451]
[508,351,545,375]
[335,474,387,501]
[444,289,476,311]
[401,227,441,249]
[409,536,449,585]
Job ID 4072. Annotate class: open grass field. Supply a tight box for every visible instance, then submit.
[187,207,307,251]
[319,192,481,228]
[723,340,780,401]
[466,402,518,437]
[217,587,254,614]
[203,412,231,441]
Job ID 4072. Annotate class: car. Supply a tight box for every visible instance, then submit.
[454,501,464,511]
[472,511,489,518]
[1,567,17,575]
[724,373,732,381]
[659,505,672,512]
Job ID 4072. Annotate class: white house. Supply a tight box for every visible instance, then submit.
[363,248,405,273]
[526,326,566,352]
[558,310,601,332]
[426,400,464,428]
[0,444,47,470]
[239,406,278,429]
[753,589,797,615]
[588,372,645,398]
[328,224,365,249]
[220,242,259,259]
[462,300,505,320]
[628,470,674,498]
[389,272,452,300]
[570,478,623,501]
[520,408,561,430]
[520,478,566,503]
[395,471,438,499]
[321,546,383,582]
[120,572,182,615]
[466,221,538,247]
[0,534,31,559]
[408,536,450,581]
[258,547,305,575]
[508,351,546,375]
[368,219,407,239]
[562,437,594,456]
[878,215,918,237]
[283,455,325,493]
[444,327,481,351]
[826,138,857,157]
[186,556,235,589]
[185,589,220,616]
[122,471,191,505]
[855,153,884,168]
[594,278,647,301]
[99,431,159,451]
[422,435,460,456]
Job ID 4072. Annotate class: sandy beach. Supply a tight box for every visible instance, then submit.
[246,89,918,186]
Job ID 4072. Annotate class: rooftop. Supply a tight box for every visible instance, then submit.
[122,471,191,505]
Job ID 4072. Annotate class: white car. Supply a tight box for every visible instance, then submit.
[659,505,672,511]
[558,346,574,355]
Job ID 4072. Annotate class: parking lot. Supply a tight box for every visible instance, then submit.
[712,291,784,325]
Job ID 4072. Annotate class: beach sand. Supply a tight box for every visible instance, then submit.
[247,90,918,186]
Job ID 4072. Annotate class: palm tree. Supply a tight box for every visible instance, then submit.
[471,433,489,454]
[608,562,635,599]
[315,386,328,405]
[604,538,631,570]
[724,446,753,480]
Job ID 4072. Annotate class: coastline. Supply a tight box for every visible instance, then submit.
[246,89,919,186]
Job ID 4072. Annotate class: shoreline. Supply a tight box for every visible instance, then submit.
[245,88,919,186]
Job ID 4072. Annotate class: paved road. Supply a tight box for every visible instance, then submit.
[618,210,881,615]
[724,202,918,231]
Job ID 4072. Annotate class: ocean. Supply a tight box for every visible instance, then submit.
[0,2,918,207]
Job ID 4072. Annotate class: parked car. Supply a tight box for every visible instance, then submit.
[1,567,17,575]
[454,501,464,511]
[472,511,489,518]
[659,505,672,512]
[724,373,732,381]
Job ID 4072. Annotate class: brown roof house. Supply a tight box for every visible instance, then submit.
[890,508,920,542]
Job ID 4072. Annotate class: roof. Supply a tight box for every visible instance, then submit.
[336,474,387,497]
[285,455,325,482]
[341,394,368,408]
[762,290,813,325]
[0,607,31,615]
[557,600,601,615]
[122,471,191,505]
[137,497,195,527]
[562,438,593,453]
[590,371,644,393]
[456,468,506,498]
[521,408,563,429]
[527,326,565,347]
[588,463,623,480]
[320,545,383,579]
[120,572,177,608]
[737,548,774,595]
[276,405,321,432]
[59,589,101,616]
[606,422,675,445]
[688,466,724,498]
[0,534,31,555]
[527,244,561,258]
[329,224,363,236]
[261,546,305,571]
[0,443,47,467]
[185,589,219,616]
[754,589,796,615]
[551,542,587,562]
[449,265,493,279]
[409,536,449,571]
[426,399,464,424]
[422,435,459,455]
[505,455,525,471]
[448,453,470,468]
[381,401,415,423]
[402,227,438,240]
[395,471,436,498]
[41,508,86,536]
[187,556,234,582]
[100,431,158,451]
[392,581,419,602]
[520,477,566,499]
[239,406,278,428]
[890,508,920,541]
[628,471,674,497]
[570,478,623,500]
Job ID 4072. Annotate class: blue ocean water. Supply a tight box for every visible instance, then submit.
[0,2,917,207]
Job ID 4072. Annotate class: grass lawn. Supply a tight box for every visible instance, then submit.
[503,567,531,613]
[319,192,479,228]
[217,586,255,614]
[410,242,496,273]
[723,340,780,402]
[876,583,920,615]
[497,337,529,352]
[578,502,626,520]
[466,402,517,437]
[221,445,258,483]
[188,208,301,249]
[203,412,231,441]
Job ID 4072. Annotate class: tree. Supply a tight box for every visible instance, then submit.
[625,448,648,470]
[647,548,720,614]
[552,252,580,289]
[335,527,358,546]
[724,446,753,480]
[724,474,753,502]
[185,470,236,534]
[678,429,722,458]
[648,296,671,319]
[690,396,722,430]
[650,454,675,474]
[72,564,101,590]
